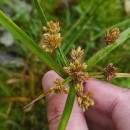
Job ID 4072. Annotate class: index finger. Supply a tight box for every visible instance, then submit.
[84,78,130,130]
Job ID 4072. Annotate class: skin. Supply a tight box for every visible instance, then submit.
[42,70,130,130]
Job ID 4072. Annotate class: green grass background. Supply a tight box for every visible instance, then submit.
[0,0,130,129]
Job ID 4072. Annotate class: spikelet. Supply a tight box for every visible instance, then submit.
[78,91,95,111]
[52,79,69,94]
[104,28,120,44]
[103,63,117,80]
[70,47,84,61]
[41,33,62,52]
[64,47,88,83]
[41,21,62,52]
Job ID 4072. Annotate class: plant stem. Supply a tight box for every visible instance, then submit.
[57,81,76,130]
[89,73,130,78]
[23,77,72,109]
[62,76,73,85]
[34,0,47,25]
[58,47,69,66]
[85,27,130,71]
[115,73,130,78]
[89,73,104,78]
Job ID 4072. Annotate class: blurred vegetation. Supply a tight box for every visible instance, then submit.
[0,0,130,129]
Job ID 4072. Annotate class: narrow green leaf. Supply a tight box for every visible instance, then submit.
[85,27,130,71]
[0,10,62,74]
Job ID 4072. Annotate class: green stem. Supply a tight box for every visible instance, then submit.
[89,73,130,78]
[56,49,63,71]
[62,76,73,85]
[57,81,76,130]
[85,27,130,71]
[58,47,69,66]
[89,73,104,78]
[34,0,47,25]
[0,10,62,75]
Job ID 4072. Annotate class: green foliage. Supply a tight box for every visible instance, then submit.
[0,0,130,130]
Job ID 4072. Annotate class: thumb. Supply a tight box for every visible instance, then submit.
[42,70,88,130]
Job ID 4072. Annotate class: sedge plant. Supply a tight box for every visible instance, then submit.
[0,0,130,130]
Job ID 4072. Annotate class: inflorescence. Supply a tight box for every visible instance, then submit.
[25,24,121,112]
[104,28,120,44]
[41,21,62,52]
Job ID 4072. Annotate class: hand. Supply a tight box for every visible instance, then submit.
[42,70,130,130]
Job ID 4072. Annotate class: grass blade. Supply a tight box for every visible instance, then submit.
[0,10,62,74]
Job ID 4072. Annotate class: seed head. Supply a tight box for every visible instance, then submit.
[75,83,83,95]
[104,28,120,44]
[103,63,117,80]
[52,79,69,94]
[70,47,84,61]
[41,20,62,52]
[41,33,62,52]
[43,21,60,34]
[64,60,87,75]
[78,91,95,111]
[75,72,89,82]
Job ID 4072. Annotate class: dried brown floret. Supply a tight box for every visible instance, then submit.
[75,72,89,82]
[41,33,62,52]
[104,28,120,44]
[70,47,84,61]
[103,63,117,80]
[78,91,95,111]
[75,83,83,95]
[64,60,87,75]
[52,79,69,94]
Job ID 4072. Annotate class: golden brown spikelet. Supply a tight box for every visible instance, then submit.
[41,33,62,52]
[70,47,84,61]
[41,21,62,52]
[78,91,95,111]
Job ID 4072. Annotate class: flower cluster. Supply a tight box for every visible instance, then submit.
[64,47,94,111]
[70,47,84,61]
[103,63,117,80]
[104,28,120,44]
[78,91,95,112]
[64,47,89,83]
[41,21,62,52]
[52,79,69,94]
